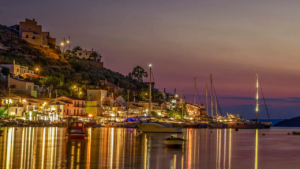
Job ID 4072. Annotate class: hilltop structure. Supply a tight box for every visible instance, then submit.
[10,18,58,49]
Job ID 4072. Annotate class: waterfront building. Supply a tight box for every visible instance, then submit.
[135,101,167,116]
[56,96,86,119]
[0,95,24,119]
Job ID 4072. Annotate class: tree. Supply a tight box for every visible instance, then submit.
[128,66,148,82]
[89,52,99,60]
[43,76,61,88]
[0,66,10,76]
[167,103,187,119]
[72,46,82,53]
[72,73,82,83]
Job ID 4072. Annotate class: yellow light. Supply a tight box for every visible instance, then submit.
[23,100,26,102]
[80,92,82,94]
[36,68,38,71]
[67,40,70,44]
[9,99,12,103]
[111,114,115,117]
[88,114,92,117]
[11,112,15,115]
[44,102,46,105]
[74,86,76,88]
[61,42,64,46]
[149,64,152,67]
[158,112,161,115]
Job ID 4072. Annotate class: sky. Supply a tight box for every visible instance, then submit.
[1,0,300,119]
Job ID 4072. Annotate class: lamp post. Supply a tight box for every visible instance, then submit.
[149,64,152,116]
[36,68,39,75]
[67,36,70,52]
[61,40,65,57]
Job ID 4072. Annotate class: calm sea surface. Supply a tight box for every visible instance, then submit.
[0,127,300,169]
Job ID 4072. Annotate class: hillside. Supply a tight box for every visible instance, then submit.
[274,117,300,127]
[0,24,146,99]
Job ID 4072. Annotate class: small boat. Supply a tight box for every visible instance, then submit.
[292,132,300,135]
[165,136,185,148]
[66,122,88,139]
[137,123,182,133]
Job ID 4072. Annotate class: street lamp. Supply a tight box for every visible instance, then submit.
[36,68,39,75]
[61,41,65,57]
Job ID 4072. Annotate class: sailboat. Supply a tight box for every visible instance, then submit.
[227,74,266,129]
[137,64,183,133]
[207,74,229,128]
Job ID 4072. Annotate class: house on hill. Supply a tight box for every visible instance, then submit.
[13,18,57,49]
[100,79,122,93]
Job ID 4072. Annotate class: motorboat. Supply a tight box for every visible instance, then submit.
[208,122,228,128]
[66,122,88,139]
[292,132,300,135]
[137,123,182,133]
[165,136,185,148]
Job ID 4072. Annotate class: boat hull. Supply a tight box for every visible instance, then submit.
[164,139,184,148]
[209,123,228,128]
[232,123,265,129]
[137,123,182,133]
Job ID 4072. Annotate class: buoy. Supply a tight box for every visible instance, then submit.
[235,127,238,131]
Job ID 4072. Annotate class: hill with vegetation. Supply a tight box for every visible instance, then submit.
[0,24,156,100]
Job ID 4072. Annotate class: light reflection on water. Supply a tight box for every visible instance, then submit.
[1,127,300,169]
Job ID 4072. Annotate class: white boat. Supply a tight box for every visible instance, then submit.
[165,136,185,148]
[137,123,182,133]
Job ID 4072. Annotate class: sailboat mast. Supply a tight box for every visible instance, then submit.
[210,74,213,118]
[256,74,259,121]
[215,92,218,116]
[206,84,208,116]
[181,90,183,120]
[194,78,196,105]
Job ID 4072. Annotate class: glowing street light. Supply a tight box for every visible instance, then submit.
[61,42,64,46]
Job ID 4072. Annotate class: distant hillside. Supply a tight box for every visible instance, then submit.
[274,117,300,127]
[0,24,146,99]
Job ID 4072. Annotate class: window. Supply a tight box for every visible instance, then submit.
[32,36,35,39]
[86,53,87,55]
[29,28,31,30]
[17,69,19,72]
[81,110,83,115]
[78,123,82,126]
[26,35,29,38]
[60,109,62,112]
[77,109,79,115]
[67,109,69,115]
[79,53,82,56]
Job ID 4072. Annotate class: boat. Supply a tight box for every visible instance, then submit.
[66,121,88,139]
[137,123,182,133]
[292,132,300,135]
[165,136,185,148]
[208,122,228,128]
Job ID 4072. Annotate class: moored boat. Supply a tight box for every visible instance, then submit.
[66,122,87,139]
[137,123,182,133]
[165,136,185,148]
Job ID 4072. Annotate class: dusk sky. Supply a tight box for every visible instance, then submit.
[1,0,300,119]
